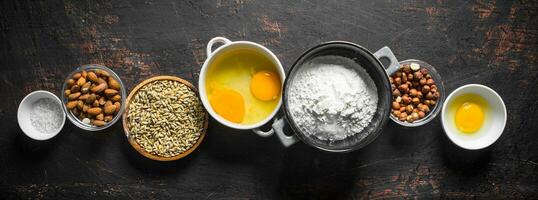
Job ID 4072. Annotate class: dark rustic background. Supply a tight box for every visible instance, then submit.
[1,0,537,199]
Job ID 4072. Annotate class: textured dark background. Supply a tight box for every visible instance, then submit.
[1,0,537,199]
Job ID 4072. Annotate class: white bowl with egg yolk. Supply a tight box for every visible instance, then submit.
[441,84,506,150]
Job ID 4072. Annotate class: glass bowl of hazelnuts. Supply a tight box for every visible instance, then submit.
[61,64,126,131]
[389,59,445,127]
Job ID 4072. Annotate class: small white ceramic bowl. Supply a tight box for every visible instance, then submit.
[441,84,506,150]
[17,90,66,140]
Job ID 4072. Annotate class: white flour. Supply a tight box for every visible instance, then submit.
[288,55,378,141]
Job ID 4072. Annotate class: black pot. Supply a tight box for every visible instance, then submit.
[269,41,400,152]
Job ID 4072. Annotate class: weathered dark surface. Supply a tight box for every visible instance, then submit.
[1,0,537,199]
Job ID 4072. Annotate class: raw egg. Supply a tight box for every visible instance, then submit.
[455,102,484,133]
[250,70,281,101]
[448,93,489,134]
[205,49,281,125]
[209,88,245,123]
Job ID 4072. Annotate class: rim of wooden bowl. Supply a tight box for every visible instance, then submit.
[122,75,209,161]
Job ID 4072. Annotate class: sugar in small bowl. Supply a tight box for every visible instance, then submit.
[17,90,66,140]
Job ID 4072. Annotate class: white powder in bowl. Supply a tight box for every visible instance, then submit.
[288,55,378,141]
[30,98,63,134]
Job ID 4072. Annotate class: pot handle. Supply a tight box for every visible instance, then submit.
[207,37,232,56]
[373,46,399,75]
[272,117,299,147]
[252,127,274,137]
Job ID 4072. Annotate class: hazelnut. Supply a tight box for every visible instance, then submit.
[426,78,435,85]
[407,73,413,81]
[392,102,401,110]
[406,105,414,114]
[412,97,420,105]
[411,112,419,120]
[410,89,418,97]
[399,112,408,121]
[420,68,428,75]
[422,85,430,93]
[403,65,411,73]
[426,92,434,100]
[395,96,402,103]
[414,71,423,79]
[419,78,427,85]
[402,73,407,82]
[402,96,411,104]
[398,84,409,93]
[418,111,426,118]
[406,115,414,122]
[393,89,401,97]
[394,77,401,85]
[433,91,440,99]
[424,100,431,106]
[417,91,423,98]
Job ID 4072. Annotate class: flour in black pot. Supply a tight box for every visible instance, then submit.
[288,55,378,141]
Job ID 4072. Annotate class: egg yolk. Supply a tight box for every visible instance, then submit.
[250,70,281,101]
[455,102,484,133]
[210,88,245,123]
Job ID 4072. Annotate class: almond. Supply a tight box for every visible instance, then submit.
[92,120,106,127]
[99,97,106,105]
[87,107,102,116]
[111,94,121,102]
[81,70,87,78]
[92,100,99,107]
[77,100,84,110]
[78,94,90,100]
[97,77,107,84]
[114,102,121,114]
[67,79,75,87]
[91,82,107,93]
[104,89,118,97]
[71,85,80,93]
[104,104,116,115]
[87,71,99,83]
[68,92,81,100]
[77,77,86,87]
[82,104,89,112]
[96,69,110,77]
[86,94,96,104]
[96,113,104,121]
[66,101,78,109]
[81,82,91,93]
[104,115,113,122]
[73,73,81,79]
[108,78,121,90]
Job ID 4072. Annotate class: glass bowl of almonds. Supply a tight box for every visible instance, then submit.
[389,59,445,127]
[61,64,126,131]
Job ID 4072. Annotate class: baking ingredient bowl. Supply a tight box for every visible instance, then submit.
[123,76,208,161]
[198,37,285,137]
[18,90,65,140]
[269,41,400,152]
[61,64,126,131]
[441,84,506,150]
[389,59,445,127]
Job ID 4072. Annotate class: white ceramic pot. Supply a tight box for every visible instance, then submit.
[198,37,285,136]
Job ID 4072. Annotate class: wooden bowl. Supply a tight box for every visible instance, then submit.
[122,76,208,161]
